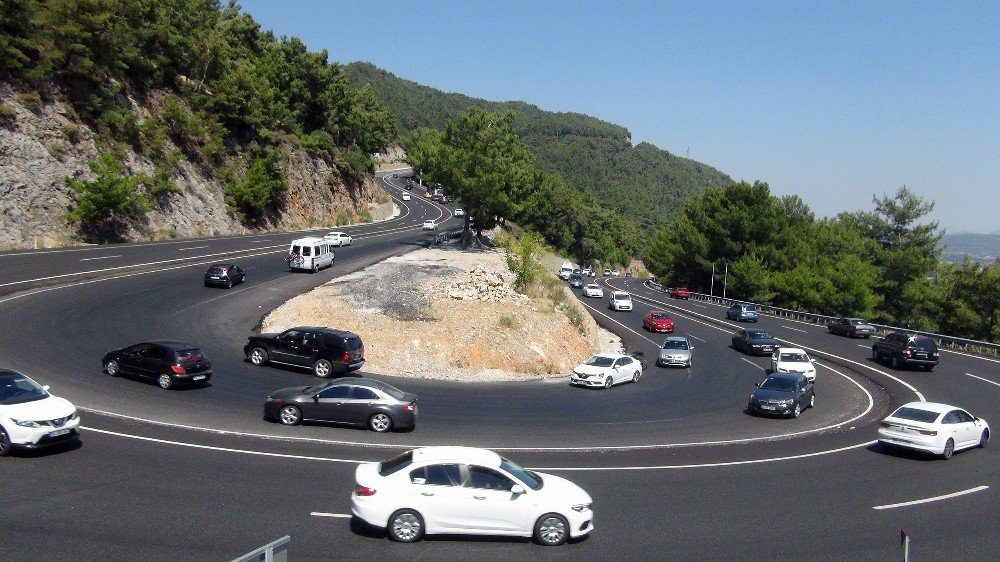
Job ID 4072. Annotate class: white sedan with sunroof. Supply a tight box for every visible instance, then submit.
[878,401,990,459]
[582,284,603,298]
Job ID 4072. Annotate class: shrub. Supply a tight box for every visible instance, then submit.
[16,91,42,113]
[499,315,518,330]
[358,209,373,223]
[65,153,152,241]
[334,146,373,185]
[225,149,287,224]
[336,209,352,225]
[505,231,544,292]
[61,123,81,143]
[0,103,16,129]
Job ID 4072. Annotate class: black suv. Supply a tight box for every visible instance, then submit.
[103,341,212,389]
[245,327,365,378]
[872,332,939,371]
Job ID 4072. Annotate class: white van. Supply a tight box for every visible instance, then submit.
[558,261,574,280]
[287,237,334,272]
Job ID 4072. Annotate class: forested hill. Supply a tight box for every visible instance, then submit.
[345,62,732,230]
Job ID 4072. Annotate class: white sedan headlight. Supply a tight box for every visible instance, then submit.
[571,503,592,512]
[12,418,40,428]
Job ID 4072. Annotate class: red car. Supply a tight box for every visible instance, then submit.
[643,310,675,333]
[669,287,692,299]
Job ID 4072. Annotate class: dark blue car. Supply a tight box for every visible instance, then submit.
[748,373,814,418]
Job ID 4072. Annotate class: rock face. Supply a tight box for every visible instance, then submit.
[0,83,385,249]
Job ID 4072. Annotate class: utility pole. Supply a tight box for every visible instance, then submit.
[722,261,728,301]
[710,262,715,297]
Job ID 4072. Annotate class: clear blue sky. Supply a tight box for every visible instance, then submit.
[238,1,999,234]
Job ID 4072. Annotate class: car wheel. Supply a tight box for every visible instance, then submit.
[686,359,692,368]
[942,438,955,459]
[388,509,424,543]
[158,374,173,390]
[980,429,990,448]
[105,360,120,377]
[313,359,333,378]
[279,405,302,426]
[312,262,318,273]
[791,403,801,418]
[890,356,900,370]
[604,377,613,389]
[249,347,269,366]
[871,348,879,362]
[0,427,11,457]
[632,370,641,383]
[534,513,569,546]
[809,394,815,409]
[369,413,393,433]
[226,279,233,288]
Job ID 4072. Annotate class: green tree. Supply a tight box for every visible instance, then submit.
[65,153,151,241]
[226,148,286,224]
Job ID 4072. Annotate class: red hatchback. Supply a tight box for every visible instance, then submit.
[643,310,675,333]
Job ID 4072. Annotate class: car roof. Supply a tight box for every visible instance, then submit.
[208,263,234,268]
[765,372,807,383]
[291,236,324,244]
[664,336,688,342]
[147,340,201,350]
[647,310,669,315]
[411,446,502,467]
[776,347,807,355]
[585,283,600,288]
[325,231,345,236]
[612,291,630,297]
[591,352,630,360]
[895,401,964,414]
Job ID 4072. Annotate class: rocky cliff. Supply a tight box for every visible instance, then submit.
[0,83,388,249]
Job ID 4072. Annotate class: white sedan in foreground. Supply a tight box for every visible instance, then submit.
[878,401,989,459]
[422,220,437,230]
[352,446,593,545]
[1,369,80,456]
[571,352,642,388]
[582,283,603,298]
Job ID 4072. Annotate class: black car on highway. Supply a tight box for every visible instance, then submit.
[872,332,939,371]
[748,373,814,418]
[827,317,876,338]
[732,329,779,356]
[102,341,212,389]
[204,263,245,288]
[245,327,365,378]
[265,377,416,432]
[569,273,585,288]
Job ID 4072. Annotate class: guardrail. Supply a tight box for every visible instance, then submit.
[231,535,290,562]
[643,280,999,356]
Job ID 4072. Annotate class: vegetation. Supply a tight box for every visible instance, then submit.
[65,153,151,241]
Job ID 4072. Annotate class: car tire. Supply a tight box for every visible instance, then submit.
[925,365,934,372]
[632,370,641,383]
[872,348,880,362]
[980,429,990,448]
[313,359,333,378]
[388,509,424,543]
[105,360,120,377]
[534,513,569,546]
[942,438,955,459]
[312,262,318,273]
[0,426,12,457]
[686,359,692,368]
[226,279,233,288]
[891,356,900,370]
[158,374,173,390]
[278,405,302,426]
[369,413,393,433]
[604,377,613,389]
[249,347,268,366]
[791,403,801,418]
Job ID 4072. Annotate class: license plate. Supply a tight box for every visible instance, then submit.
[193,375,206,380]
[210,276,219,279]
[762,405,777,410]
[49,428,71,437]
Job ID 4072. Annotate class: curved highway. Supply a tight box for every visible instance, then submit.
[1,173,997,560]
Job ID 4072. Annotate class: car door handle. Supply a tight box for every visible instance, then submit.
[473,495,486,500]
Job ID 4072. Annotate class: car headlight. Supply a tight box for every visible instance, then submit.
[781,399,795,405]
[571,503,591,512]
[68,409,79,420]
[12,418,40,428]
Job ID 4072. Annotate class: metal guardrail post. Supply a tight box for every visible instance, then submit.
[231,535,290,562]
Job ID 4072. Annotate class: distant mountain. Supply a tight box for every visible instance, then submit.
[344,62,732,231]
[940,233,1000,263]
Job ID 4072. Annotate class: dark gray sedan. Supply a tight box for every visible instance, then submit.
[264,378,416,432]
[748,373,815,418]
[828,317,876,338]
[732,329,780,356]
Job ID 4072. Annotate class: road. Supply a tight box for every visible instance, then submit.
[1,173,997,560]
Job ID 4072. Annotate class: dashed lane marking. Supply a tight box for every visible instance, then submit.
[311,512,352,518]
[178,246,209,251]
[872,485,989,510]
[966,373,1000,387]
[79,255,121,261]
[783,325,808,333]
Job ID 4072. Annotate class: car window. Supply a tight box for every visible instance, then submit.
[291,245,302,255]
[301,332,318,346]
[942,412,959,424]
[0,373,49,405]
[280,330,303,344]
[301,246,312,256]
[350,387,378,400]
[909,337,937,351]
[780,353,809,362]
[175,348,204,363]
[955,410,974,423]
[891,407,940,423]
[317,385,351,399]
[379,451,413,476]
[378,383,406,400]
[759,377,795,392]
[663,340,688,350]
[466,466,516,491]
[614,358,630,368]
[146,346,167,361]
[410,464,463,486]
[584,356,615,367]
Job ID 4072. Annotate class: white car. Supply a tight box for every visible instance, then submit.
[1,370,80,456]
[352,446,593,545]
[402,193,411,201]
[454,208,464,217]
[582,284,603,298]
[770,347,816,381]
[610,269,620,277]
[422,220,437,230]
[323,231,352,246]
[608,291,632,311]
[878,402,990,459]
[571,352,642,388]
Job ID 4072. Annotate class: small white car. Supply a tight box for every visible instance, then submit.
[323,231,352,247]
[422,220,437,230]
[402,193,411,201]
[571,353,642,388]
[610,269,620,277]
[878,402,990,459]
[582,284,603,298]
[608,291,632,311]
[770,347,816,381]
[1,370,80,456]
[352,446,593,545]
[454,208,464,217]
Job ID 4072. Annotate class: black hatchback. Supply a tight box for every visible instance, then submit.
[264,377,417,432]
[204,263,245,288]
[102,342,212,389]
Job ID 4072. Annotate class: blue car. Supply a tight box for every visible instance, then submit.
[727,303,758,322]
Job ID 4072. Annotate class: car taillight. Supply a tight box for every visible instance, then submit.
[170,365,186,374]
[355,485,376,496]
[341,351,351,363]
[879,421,890,428]
[903,349,912,357]
[932,351,940,358]
[403,403,415,412]
[917,429,937,436]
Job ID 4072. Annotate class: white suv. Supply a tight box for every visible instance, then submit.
[352,446,593,545]
[422,220,437,230]
[770,348,817,381]
[608,291,632,311]
[1,370,80,456]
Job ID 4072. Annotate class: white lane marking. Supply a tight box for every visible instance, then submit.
[687,334,706,342]
[77,362,873,453]
[943,348,1000,364]
[740,357,763,368]
[311,512,352,518]
[857,344,869,349]
[965,373,1000,387]
[872,485,989,510]
[178,246,209,251]
[783,325,808,333]
[689,303,706,309]
[79,255,122,261]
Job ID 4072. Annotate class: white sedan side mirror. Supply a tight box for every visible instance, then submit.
[511,485,525,495]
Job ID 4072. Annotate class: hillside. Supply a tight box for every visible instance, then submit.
[345,62,732,230]
[940,233,1000,263]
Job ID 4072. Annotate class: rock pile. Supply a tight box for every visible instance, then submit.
[440,266,526,302]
